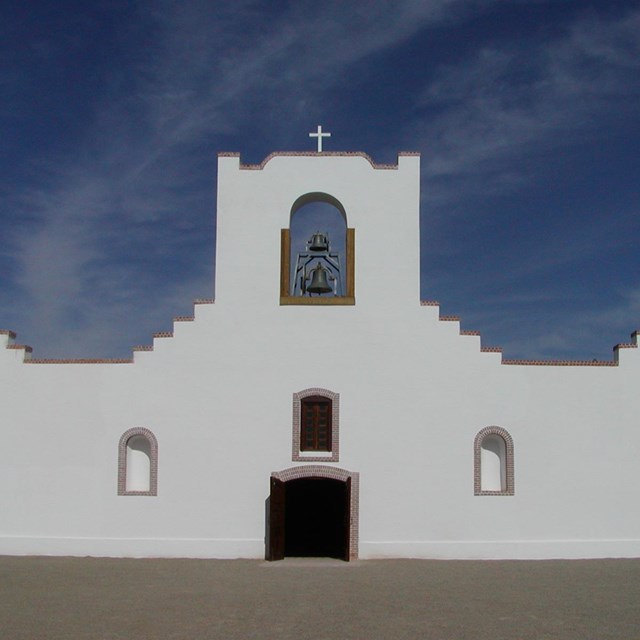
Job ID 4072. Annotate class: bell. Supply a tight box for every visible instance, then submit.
[306,263,333,294]
[308,232,329,252]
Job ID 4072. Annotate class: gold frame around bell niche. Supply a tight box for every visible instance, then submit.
[280,228,355,305]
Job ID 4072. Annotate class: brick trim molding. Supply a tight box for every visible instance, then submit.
[419,301,634,367]
[474,426,515,496]
[2,299,215,364]
[28,358,132,364]
[218,150,419,170]
[503,359,617,366]
[271,465,359,560]
[117,427,159,496]
[292,388,339,462]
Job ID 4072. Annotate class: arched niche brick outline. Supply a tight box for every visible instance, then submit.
[474,426,514,496]
[118,428,158,496]
[292,388,339,463]
[269,465,359,561]
[280,192,355,305]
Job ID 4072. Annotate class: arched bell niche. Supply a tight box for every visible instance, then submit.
[280,192,355,305]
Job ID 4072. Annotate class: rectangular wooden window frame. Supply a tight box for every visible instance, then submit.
[292,388,340,463]
[280,228,355,305]
[300,397,333,452]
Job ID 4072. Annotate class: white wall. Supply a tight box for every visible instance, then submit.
[1,151,639,559]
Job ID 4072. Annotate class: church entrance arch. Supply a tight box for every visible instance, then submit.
[268,466,359,561]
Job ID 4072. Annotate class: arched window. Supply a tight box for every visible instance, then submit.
[292,388,340,462]
[280,193,355,305]
[474,426,514,496]
[118,428,158,496]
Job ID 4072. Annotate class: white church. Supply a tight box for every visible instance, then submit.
[2,130,640,561]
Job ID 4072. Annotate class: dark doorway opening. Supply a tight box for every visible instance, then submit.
[286,478,347,559]
[268,476,350,560]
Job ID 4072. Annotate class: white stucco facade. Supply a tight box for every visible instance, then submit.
[1,149,639,560]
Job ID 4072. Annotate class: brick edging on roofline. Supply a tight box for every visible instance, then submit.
[218,151,419,170]
[0,298,215,364]
[420,300,638,367]
[1,298,636,367]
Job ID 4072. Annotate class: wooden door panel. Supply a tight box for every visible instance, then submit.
[269,477,285,561]
[344,476,351,561]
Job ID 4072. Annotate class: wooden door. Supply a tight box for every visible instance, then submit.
[268,477,285,561]
[343,476,351,561]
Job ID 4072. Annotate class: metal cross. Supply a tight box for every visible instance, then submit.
[309,125,331,152]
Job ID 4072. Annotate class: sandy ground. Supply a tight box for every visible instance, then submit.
[1,556,639,639]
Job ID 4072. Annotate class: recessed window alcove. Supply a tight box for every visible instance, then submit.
[474,426,514,496]
[280,193,355,305]
[118,428,158,496]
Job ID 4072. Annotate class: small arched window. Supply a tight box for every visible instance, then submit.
[474,427,514,496]
[118,428,158,496]
[292,388,339,462]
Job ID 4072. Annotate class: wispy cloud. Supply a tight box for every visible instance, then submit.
[4,0,503,356]
[468,282,640,361]
[2,2,638,359]
[411,6,640,358]
[416,6,640,200]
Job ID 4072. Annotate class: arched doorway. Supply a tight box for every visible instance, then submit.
[268,466,359,561]
[285,477,347,558]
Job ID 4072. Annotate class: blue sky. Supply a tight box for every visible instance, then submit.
[1,0,639,359]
